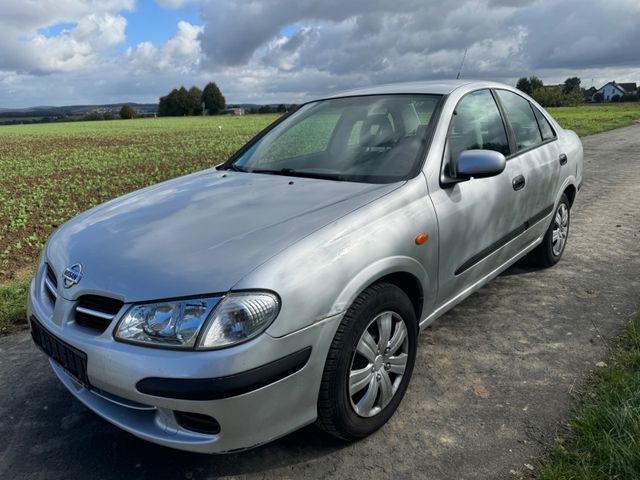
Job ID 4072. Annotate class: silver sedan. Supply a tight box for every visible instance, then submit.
[28,80,583,453]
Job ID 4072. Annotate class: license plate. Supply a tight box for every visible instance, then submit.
[30,316,91,388]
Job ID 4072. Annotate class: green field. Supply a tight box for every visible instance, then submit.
[547,103,640,137]
[1,103,640,333]
[0,115,278,280]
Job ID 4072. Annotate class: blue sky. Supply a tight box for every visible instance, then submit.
[0,0,638,108]
[38,3,300,59]
[124,1,201,47]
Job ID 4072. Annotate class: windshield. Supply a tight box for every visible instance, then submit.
[226,94,442,183]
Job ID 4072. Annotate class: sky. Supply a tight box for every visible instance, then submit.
[0,0,639,108]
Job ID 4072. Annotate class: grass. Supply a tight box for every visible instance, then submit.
[547,103,640,137]
[0,279,29,335]
[538,313,640,479]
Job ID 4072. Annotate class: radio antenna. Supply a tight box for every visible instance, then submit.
[456,48,468,79]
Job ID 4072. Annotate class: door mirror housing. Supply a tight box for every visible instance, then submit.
[456,150,506,180]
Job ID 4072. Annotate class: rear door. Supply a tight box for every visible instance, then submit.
[430,89,529,305]
[494,89,561,229]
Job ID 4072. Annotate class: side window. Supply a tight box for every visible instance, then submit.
[495,90,542,150]
[532,105,556,141]
[448,89,510,163]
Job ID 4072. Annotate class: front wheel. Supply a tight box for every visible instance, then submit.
[316,282,417,441]
[528,194,571,267]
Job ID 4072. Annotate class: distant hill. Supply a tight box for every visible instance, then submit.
[0,103,159,125]
[0,101,296,125]
[0,103,158,114]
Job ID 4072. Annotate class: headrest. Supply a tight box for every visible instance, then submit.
[359,114,395,148]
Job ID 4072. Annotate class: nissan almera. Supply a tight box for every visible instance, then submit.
[28,80,583,453]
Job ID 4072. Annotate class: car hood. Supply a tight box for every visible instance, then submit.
[47,169,400,302]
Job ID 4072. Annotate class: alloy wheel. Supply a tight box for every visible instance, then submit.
[552,203,569,256]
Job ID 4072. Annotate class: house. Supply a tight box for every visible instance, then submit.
[592,81,637,101]
[224,107,245,116]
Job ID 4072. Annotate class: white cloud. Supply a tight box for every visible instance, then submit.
[0,1,133,74]
[24,13,128,72]
[125,21,203,74]
[0,0,639,107]
[197,0,640,96]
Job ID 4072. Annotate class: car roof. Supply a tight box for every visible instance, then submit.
[322,79,510,98]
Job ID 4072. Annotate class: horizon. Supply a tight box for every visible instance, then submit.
[1,0,639,109]
[2,78,639,111]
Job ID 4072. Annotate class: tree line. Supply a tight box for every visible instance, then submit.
[516,76,640,107]
[516,76,585,107]
[158,82,226,116]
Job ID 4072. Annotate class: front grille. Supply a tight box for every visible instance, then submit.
[30,315,90,387]
[75,295,124,332]
[43,264,58,306]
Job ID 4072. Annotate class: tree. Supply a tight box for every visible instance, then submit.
[276,104,286,113]
[531,86,565,107]
[159,89,181,116]
[529,76,543,92]
[562,77,581,95]
[202,82,226,114]
[83,112,101,121]
[175,87,190,115]
[516,76,543,95]
[516,77,532,95]
[187,86,203,115]
[593,92,604,103]
[159,87,194,116]
[119,104,136,119]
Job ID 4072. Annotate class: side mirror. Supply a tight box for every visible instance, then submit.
[456,150,506,180]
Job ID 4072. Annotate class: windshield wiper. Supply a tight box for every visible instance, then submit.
[220,163,248,172]
[251,168,345,181]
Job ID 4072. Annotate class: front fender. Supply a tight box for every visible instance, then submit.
[329,256,431,321]
[235,176,439,338]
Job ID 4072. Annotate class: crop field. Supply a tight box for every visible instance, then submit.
[0,103,639,333]
[0,115,278,283]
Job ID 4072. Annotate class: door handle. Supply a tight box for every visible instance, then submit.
[559,153,568,165]
[512,175,526,191]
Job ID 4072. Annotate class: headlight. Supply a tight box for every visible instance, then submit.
[197,292,280,350]
[114,292,279,350]
[114,297,220,348]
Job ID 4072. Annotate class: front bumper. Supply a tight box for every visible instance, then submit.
[27,278,342,453]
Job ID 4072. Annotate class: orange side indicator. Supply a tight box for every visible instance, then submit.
[415,233,429,245]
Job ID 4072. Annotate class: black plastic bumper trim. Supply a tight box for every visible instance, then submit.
[136,346,312,401]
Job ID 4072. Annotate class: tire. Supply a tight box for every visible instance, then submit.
[316,282,418,441]
[528,193,570,268]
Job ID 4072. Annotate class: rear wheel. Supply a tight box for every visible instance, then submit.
[528,194,570,267]
[316,282,417,441]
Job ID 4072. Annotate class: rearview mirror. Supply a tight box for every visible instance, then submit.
[456,150,506,180]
